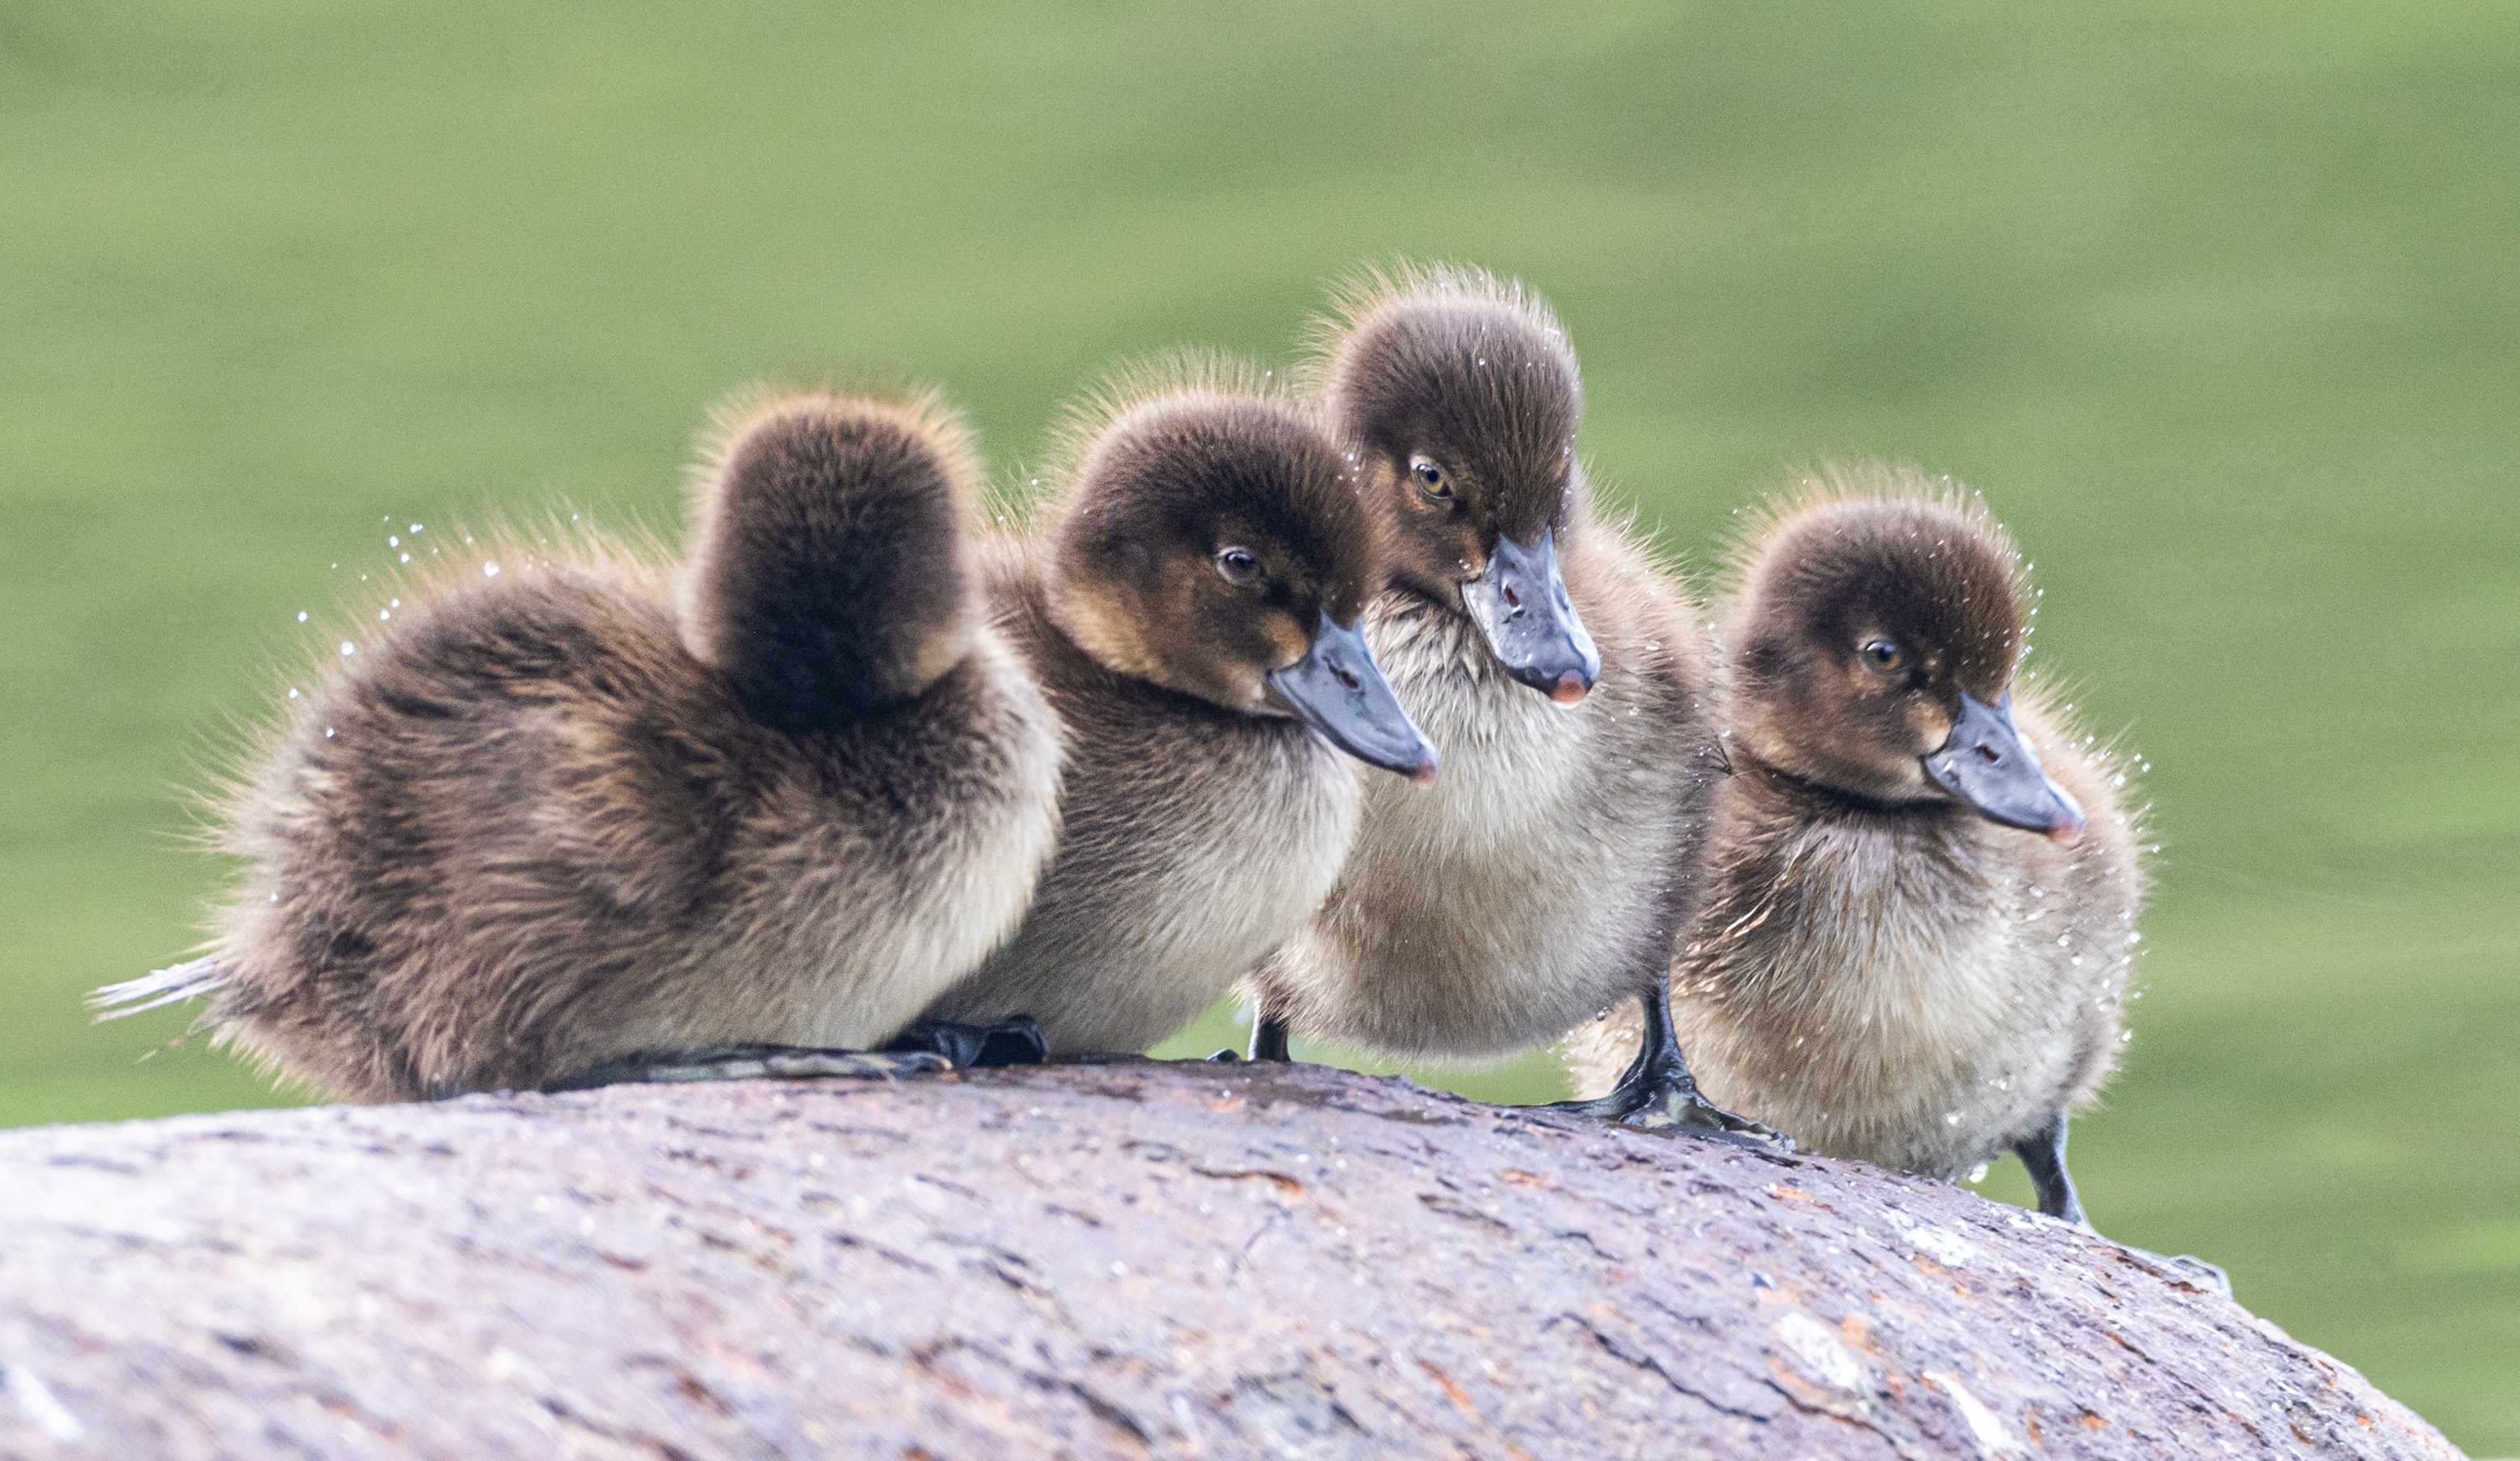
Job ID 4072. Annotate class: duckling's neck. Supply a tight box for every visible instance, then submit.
[1727,746,1961,827]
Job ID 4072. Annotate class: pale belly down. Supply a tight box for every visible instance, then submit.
[1052,833,1350,1055]
[1286,677,1666,1060]
[1678,906,2073,1179]
[944,750,1360,1058]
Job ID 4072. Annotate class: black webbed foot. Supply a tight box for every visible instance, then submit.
[1551,975,1790,1150]
[2121,1246,2233,1296]
[545,1043,949,1092]
[882,1014,1049,1069]
[1553,1066,1788,1148]
[2013,1115,2232,1297]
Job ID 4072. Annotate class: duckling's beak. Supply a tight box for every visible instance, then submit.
[1922,692,2088,845]
[1459,527,1601,705]
[1266,613,1440,782]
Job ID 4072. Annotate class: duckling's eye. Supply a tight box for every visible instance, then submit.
[1859,638,1906,675]
[1410,455,1453,503]
[1215,546,1262,585]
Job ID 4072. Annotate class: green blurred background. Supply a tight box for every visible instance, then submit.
[5,0,2514,1445]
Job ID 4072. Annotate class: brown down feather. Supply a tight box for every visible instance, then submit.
[1250,260,1729,1060]
[1564,465,2149,1180]
[918,354,1388,1055]
[100,389,1063,1102]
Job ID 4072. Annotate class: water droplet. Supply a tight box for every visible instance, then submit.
[483,563,500,577]
[340,641,355,657]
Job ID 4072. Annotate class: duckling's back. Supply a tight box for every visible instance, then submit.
[129,392,1062,1101]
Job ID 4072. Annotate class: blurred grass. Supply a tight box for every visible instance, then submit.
[3,0,2515,1446]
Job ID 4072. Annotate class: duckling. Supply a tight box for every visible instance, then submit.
[913,356,1438,1056]
[1243,261,1766,1139]
[95,388,1064,1101]
[1565,469,2213,1282]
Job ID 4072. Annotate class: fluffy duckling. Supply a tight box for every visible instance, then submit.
[1244,261,1764,1138]
[913,358,1437,1056]
[96,389,1063,1101]
[1567,469,2168,1240]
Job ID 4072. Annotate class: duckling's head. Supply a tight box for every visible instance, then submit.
[1311,260,1601,705]
[1727,468,2086,843]
[1042,356,1438,781]
[681,387,980,733]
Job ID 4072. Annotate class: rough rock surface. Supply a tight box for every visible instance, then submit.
[0,1059,2462,1459]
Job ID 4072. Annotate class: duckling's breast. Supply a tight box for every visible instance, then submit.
[1264,593,1693,1059]
[931,682,1362,1057]
[1669,801,2133,1179]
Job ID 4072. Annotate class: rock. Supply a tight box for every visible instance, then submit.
[0,1060,2463,1459]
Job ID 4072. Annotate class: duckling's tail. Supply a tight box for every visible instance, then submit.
[88,956,228,1020]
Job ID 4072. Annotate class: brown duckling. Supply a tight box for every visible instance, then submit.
[1566,469,2214,1283]
[913,357,1437,1056]
[96,388,1063,1101]
[1243,261,1765,1139]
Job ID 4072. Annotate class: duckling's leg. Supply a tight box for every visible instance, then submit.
[2013,1114,2233,1296]
[882,1014,1050,1069]
[2011,1113,2087,1223]
[1552,975,1787,1149]
[1248,1013,1292,1062]
[544,1044,952,1092]
[1208,1010,1287,1063]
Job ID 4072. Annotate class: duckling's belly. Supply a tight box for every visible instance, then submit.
[1674,836,2107,1180]
[1267,605,1683,1059]
[935,722,1360,1056]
